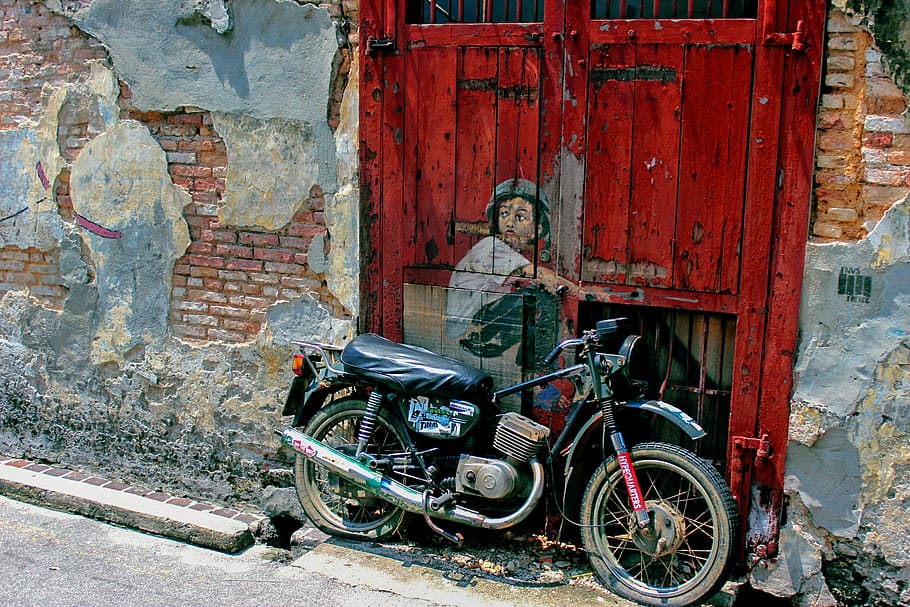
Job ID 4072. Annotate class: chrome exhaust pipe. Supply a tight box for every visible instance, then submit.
[280,427,544,530]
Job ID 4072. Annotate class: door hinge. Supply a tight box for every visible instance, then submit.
[366,37,396,56]
[764,20,808,52]
[733,432,772,460]
[729,432,772,507]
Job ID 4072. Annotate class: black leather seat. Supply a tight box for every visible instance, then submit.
[340,334,493,400]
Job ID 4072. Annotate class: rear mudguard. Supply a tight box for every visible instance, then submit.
[285,377,369,428]
[561,399,706,494]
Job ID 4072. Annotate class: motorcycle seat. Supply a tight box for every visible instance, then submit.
[340,333,493,400]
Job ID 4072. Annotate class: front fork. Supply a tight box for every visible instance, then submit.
[589,345,651,529]
[610,429,651,528]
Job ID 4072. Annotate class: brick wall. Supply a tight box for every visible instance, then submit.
[0,246,65,306]
[0,0,106,308]
[813,8,910,241]
[0,0,349,338]
[0,0,107,129]
[119,91,346,343]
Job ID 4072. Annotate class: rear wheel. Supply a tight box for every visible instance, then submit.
[294,399,409,541]
[580,442,737,607]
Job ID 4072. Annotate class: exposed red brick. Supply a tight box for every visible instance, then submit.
[240,232,280,247]
[224,259,263,272]
[254,248,295,263]
[863,132,893,148]
[215,244,253,258]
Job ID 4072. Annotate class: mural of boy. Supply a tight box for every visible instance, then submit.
[445,177,565,366]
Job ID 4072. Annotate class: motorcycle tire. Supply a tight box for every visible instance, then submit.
[579,442,737,607]
[294,399,409,541]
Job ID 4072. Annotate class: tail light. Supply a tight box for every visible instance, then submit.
[292,353,306,376]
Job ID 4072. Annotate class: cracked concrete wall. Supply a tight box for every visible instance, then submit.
[71,0,338,189]
[0,0,359,505]
[759,195,910,606]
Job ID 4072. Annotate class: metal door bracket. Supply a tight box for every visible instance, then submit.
[764,20,808,52]
[733,433,772,460]
[367,37,396,56]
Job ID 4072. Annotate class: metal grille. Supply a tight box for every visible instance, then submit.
[407,0,544,23]
[579,303,734,469]
[591,0,757,19]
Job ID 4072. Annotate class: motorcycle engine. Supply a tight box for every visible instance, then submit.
[455,412,550,500]
[455,455,518,500]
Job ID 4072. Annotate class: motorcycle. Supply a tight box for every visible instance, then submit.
[278,318,737,607]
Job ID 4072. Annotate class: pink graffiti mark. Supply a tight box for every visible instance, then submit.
[36,161,50,190]
[74,211,122,239]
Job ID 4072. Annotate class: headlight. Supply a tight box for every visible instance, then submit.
[618,334,647,382]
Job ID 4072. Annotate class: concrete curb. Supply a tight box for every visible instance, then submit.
[0,456,263,553]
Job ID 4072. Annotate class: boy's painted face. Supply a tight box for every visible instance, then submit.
[497,197,536,249]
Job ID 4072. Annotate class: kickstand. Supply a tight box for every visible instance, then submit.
[422,490,463,546]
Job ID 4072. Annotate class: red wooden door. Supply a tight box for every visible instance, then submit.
[361,0,825,563]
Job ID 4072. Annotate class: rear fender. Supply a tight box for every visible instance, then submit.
[290,381,369,428]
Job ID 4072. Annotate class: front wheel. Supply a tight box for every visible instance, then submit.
[580,442,737,607]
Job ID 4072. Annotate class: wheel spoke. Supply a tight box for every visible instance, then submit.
[296,402,408,538]
[581,446,734,604]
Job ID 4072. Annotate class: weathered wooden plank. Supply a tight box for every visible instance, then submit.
[454,46,499,263]
[401,23,542,47]
[576,280,739,313]
[586,19,755,45]
[582,43,636,284]
[754,0,827,539]
[491,47,542,275]
[555,1,589,287]
[627,43,683,288]
[727,5,788,549]
[360,0,387,334]
[674,43,752,293]
[410,46,458,269]
[494,47,541,187]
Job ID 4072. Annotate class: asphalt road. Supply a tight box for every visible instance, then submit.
[0,494,448,607]
[0,495,634,607]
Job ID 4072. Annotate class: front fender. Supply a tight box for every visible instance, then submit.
[562,399,705,479]
[622,399,706,440]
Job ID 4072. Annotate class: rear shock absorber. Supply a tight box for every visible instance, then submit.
[356,391,383,456]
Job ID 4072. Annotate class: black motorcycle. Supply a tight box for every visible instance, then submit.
[279,318,737,607]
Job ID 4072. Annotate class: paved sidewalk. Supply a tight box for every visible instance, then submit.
[0,455,264,553]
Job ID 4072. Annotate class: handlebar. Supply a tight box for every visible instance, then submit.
[543,337,585,366]
[542,317,633,366]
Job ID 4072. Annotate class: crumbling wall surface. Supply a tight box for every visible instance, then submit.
[759,5,910,606]
[771,195,910,606]
[0,0,358,505]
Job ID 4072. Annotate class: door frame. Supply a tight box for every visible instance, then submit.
[358,0,827,563]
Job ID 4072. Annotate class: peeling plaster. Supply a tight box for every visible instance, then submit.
[0,130,62,251]
[784,194,910,595]
[266,296,352,347]
[853,342,910,567]
[751,527,825,597]
[0,61,123,253]
[214,112,321,230]
[72,0,338,188]
[786,428,863,537]
[324,50,360,316]
[177,0,233,34]
[70,119,191,364]
[794,195,910,415]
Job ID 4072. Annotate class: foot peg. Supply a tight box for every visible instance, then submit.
[422,490,464,546]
